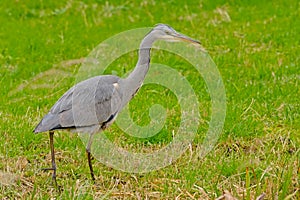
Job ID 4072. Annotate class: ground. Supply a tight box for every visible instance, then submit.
[0,0,299,199]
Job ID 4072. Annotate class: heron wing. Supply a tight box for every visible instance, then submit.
[34,75,122,133]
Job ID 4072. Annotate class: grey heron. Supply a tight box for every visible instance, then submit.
[34,24,200,184]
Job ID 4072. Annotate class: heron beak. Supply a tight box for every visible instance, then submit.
[172,32,201,45]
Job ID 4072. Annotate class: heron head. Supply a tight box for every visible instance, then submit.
[151,23,200,45]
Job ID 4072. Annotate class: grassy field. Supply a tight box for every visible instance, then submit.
[0,0,299,199]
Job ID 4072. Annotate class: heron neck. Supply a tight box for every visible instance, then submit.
[126,48,151,85]
[123,34,155,103]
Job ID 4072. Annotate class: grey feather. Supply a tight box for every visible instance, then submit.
[34,75,122,133]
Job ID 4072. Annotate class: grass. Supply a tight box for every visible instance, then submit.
[0,0,299,199]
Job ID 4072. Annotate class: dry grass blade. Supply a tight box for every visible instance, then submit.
[256,193,266,200]
[216,190,238,200]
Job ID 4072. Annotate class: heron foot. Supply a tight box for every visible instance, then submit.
[41,167,57,187]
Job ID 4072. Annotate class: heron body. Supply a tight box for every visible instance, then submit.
[34,24,200,184]
[34,75,121,133]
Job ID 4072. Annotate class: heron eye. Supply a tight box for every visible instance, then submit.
[165,30,171,34]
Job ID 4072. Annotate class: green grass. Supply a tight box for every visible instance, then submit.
[1,0,299,199]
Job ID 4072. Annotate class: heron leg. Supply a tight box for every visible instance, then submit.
[42,131,57,186]
[49,131,57,185]
[86,133,95,181]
